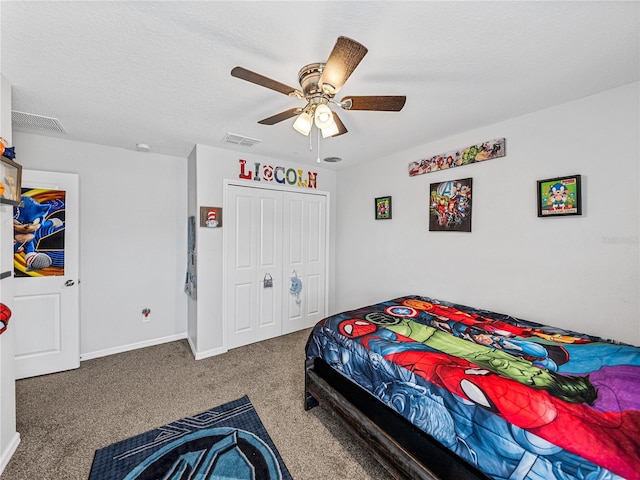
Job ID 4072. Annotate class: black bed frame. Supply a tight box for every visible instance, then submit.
[305,357,490,480]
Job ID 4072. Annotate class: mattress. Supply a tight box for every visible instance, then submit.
[305,295,640,480]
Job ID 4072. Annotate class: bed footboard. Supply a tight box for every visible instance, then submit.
[304,358,489,480]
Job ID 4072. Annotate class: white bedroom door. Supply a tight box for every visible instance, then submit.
[281,191,326,334]
[12,170,80,379]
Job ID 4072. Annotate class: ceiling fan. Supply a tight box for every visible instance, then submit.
[231,36,406,139]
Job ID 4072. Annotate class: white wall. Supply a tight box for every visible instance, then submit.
[189,145,337,358]
[334,82,640,345]
[12,132,188,358]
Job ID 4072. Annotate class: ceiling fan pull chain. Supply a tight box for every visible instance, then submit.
[317,126,321,163]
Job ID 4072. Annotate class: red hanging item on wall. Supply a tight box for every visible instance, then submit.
[0,303,11,335]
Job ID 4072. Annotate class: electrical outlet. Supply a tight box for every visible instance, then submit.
[142,308,151,323]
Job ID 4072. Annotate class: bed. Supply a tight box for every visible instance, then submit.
[304,295,640,480]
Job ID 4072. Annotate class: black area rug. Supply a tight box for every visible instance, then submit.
[89,395,292,480]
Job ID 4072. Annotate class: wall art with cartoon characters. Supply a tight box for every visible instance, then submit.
[537,174,582,217]
[409,138,505,177]
[13,188,66,277]
[429,177,472,232]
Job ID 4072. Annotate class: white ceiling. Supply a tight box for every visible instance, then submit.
[1,1,638,169]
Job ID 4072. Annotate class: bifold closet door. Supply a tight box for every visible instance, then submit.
[226,185,283,349]
[281,191,327,334]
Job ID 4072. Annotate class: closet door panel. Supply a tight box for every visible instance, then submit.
[286,198,304,266]
[257,194,281,333]
[282,192,327,334]
[235,196,254,269]
[234,283,253,333]
[227,190,257,348]
[226,186,282,349]
[303,195,326,326]
[307,200,322,263]
[259,196,279,268]
[306,273,321,315]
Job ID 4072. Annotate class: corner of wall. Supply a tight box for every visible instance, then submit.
[0,73,19,475]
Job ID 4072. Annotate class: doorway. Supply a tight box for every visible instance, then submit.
[13,169,79,379]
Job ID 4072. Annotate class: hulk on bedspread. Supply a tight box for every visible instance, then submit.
[307,295,640,480]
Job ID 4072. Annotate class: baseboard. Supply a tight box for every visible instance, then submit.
[0,432,20,476]
[192,346,227,361]
[189,339,227,361]
[80,333,187,361]
[186,335,197,357]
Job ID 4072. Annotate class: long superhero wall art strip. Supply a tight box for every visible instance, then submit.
[409,138,505,177]
[14,188,66,277]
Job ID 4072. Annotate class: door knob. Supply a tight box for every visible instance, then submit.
[64,280,75,287]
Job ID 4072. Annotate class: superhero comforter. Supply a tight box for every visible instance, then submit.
[305,295,640,480]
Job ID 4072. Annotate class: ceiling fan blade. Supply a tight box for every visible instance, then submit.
[340,96,406,111]
[231,67,302,97]
[258,108,302,125]
[332,112,348,136]
[319,36,368,95]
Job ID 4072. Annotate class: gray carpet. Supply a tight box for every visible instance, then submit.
[2,328,392,479]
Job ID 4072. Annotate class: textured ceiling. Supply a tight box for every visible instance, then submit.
[1,1,638,169]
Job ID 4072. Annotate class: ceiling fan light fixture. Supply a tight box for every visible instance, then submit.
[293,110,313,136]
[232,37,402,142]
[314,103,334,129]
[321,122,339,138]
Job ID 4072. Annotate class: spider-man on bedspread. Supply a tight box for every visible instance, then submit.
[305,295,640,480]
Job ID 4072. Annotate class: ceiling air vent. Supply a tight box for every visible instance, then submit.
[12,111,66,134]
[222,133,261,147]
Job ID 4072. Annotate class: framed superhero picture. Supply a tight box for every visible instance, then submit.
[537,175,582,217]
[429,177,472,232]
[375,196,392,220]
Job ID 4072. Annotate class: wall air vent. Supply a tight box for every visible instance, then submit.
[222,133,261,147]
[12,111,67,134]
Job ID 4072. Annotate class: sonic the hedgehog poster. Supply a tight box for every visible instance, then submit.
[13,188,66,277]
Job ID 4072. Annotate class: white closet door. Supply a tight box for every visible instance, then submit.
[226,185,283,349]
[282,191,327,334]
